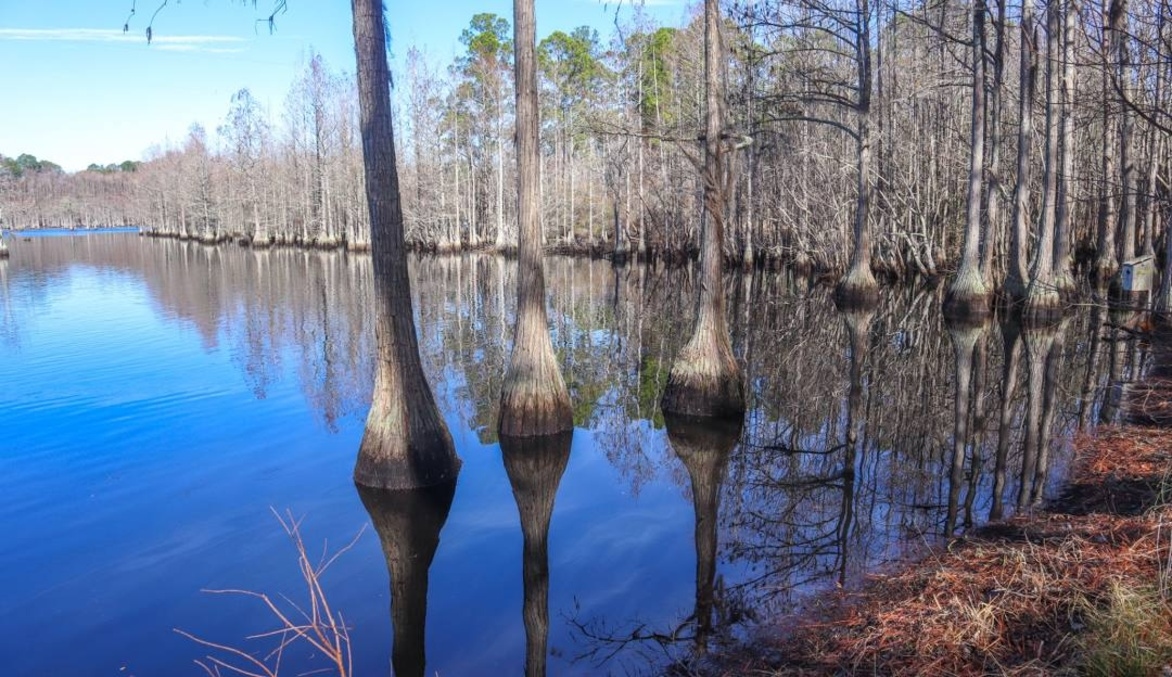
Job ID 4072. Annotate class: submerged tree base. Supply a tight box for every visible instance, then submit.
[661,332,745,420]
[833,282,879,311]
[499,382,573,438]
[834,265,879,310]
[942,289,992,321]
[355,388,462,490]
[355,432,461,490]
[1023,284,1066,325]
[943,265,991,320]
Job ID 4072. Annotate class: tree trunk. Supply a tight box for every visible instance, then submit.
[499,0,573,437]
[1007,2,1037,302]
[836,0,879,308]
[661,0,746,419]
[981,0,1006,285]
[1142,136,1160,257]
[352,0,460,489]
[1024,0,1063,320]
[1095,26,1120,284]
[1115,0,1138,270]
[1052,0,1079,298]
[945,0,990,319]
[496,128,507,251]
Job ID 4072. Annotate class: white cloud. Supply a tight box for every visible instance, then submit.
[0,28,244,52]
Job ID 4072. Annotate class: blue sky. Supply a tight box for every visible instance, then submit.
[0,1,690,172]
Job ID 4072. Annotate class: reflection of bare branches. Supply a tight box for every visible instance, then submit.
[568,612,700,667]
[567,578,751,674]
[19,236,1140,672]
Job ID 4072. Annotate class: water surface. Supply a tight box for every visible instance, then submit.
[0,233,1132,675]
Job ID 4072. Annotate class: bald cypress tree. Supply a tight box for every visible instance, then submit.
[944,0,991,319]
[660,0,745,420]
[499,0,574,437]
[352,0,460,488]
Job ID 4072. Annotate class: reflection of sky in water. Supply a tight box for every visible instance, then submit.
[0,234,1117,676]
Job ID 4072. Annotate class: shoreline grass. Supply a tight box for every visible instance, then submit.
[714,425,1172,676]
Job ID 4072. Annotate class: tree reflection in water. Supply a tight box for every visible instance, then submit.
[5,236,1150,674]
[501,432,573,677]
[357,480,456,677]
[0,257,15,349]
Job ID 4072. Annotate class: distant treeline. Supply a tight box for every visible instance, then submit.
[1,2,1169,287]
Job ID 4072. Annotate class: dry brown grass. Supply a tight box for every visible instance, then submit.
[716,426,1172,676]
[175,509,365,677]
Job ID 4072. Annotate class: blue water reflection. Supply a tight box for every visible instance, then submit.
[0,233,1121,675]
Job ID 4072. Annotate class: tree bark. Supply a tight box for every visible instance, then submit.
[945,0,991,319]
[1006,0,1037,302]
[499,0,573,437]
[661,0,745,419]
[352,0,461,489]
[836,0,879,308]
[1095,13,1121,285]
[1024,0,1064,320]
[1052,0,1079,298]
[1115,0,1138,268]
[981,0,1007,285]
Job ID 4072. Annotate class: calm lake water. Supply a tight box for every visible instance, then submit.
[0,232,1135,675]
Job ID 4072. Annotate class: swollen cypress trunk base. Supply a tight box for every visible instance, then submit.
[661,312,745,420]
[356,364,462,489]
[944,266,992,320]
[352,0,460,489]
[499,305,573,437]
[1023,281,1064,324]
[834,262,880,309]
